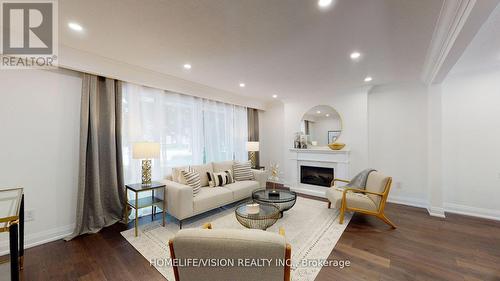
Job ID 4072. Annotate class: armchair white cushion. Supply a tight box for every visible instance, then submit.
[326,188,377,211]
[169,228,290,281]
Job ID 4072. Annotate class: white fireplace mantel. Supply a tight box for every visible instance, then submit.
[288,148,350,198]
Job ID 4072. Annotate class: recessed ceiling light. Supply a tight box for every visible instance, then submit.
[318,0,333,8]
[364,76,373,82]
[272,94,278,98]
[239,83,246,88]
[316,110,321,114]
[183,63,192,70]
[350,52,361,60]
[68,22,83,32]
[326,114,330,117]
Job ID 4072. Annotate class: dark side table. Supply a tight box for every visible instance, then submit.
[125,182,166,237]
[0,187,24,281]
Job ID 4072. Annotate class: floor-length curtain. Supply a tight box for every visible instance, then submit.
[203,100,233,162]
[247,108,260,166]
[122,84,204,185]
[234,106,249,162]
[67,74,125,240]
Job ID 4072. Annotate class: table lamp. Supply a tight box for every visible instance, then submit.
[133,142,160,185]
[246,141,260,169]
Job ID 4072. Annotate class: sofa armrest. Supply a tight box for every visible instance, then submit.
[161,179,194,221]
[252,169,268,188]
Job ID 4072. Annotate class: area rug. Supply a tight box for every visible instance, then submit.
[121,197,352,281]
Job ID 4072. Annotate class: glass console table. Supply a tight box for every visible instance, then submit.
[0,187,24,281]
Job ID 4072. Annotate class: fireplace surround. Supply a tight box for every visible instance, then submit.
[288,148,350,197]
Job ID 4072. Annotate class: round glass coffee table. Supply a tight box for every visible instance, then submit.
[252,189,297,218]
[235,202,280,230]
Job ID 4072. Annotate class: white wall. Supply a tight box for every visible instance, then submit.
[441,67,500,220]
[368,82,429,206]
[259,102,285,170]
[0,69,82,254]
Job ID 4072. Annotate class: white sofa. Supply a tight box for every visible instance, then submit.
[161,160,267,227]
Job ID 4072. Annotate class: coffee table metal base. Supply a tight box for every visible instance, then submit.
[235,202,280,230]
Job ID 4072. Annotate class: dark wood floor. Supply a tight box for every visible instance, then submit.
[6,200,500,281]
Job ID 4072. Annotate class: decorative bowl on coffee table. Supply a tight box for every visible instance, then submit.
[235,202,280,230]
[252,189,297,218]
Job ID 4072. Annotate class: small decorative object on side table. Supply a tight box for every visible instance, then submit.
[125,182,166,237]
[0,187,24,281]
[252,189,297,218]
[235,202,280,230]
[267,162,284,191]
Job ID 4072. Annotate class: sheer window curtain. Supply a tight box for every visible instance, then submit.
[122,84,205,184]
[202,100,248,163]
[122,82,248,188]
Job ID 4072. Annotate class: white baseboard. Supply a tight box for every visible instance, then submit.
[444,203,500,221]
[387,195,428,209]
[427,207,446,218]
[0,224,75,255]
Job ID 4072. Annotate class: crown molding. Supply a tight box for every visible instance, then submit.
[421,0,477,85]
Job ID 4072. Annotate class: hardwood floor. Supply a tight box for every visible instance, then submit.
[6,200,500,281]
[316,204,500,281]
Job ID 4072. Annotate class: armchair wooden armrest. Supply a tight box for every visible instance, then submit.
[342,188,384,197]
[278,227,291,281]
[330,178,351,187]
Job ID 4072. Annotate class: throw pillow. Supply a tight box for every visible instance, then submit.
[225,169,235,184]
[233,161,254,181]
[181,169,201,196]
[207,171,229,187]
[172,166,189,184]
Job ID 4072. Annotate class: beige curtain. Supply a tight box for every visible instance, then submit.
[66,74,125,240]
[247,108,260,167]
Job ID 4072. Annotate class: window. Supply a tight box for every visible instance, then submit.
[122,82,248,185]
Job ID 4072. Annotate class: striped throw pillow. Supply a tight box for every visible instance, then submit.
[233,161,254,181]
[181,169,201,196]
[207,172,228,187]
[225,169,235,184]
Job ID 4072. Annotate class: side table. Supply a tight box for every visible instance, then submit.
[125,182,166,237]
[0,187,24,281]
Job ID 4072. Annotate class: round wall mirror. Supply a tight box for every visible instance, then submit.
[299,105,342,147]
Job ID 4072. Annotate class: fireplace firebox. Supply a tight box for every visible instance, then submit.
[300,165,334,187]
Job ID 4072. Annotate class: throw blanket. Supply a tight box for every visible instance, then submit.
[341,168,376,190]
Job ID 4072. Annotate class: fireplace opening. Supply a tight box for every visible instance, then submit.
[300,166,334,187]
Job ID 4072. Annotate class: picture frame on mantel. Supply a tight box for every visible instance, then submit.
[328,130,341,144]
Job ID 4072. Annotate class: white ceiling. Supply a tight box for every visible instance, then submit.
[451,3,500,75]
[60,0,443,101]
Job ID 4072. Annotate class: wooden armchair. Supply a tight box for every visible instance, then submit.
[168,223,291,281]
[325,172,396,228]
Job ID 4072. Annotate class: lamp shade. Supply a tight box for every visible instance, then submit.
[246,141,260,152]
[133,142,160,159]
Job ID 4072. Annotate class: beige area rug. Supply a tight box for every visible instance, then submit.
[121,197,352,281]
